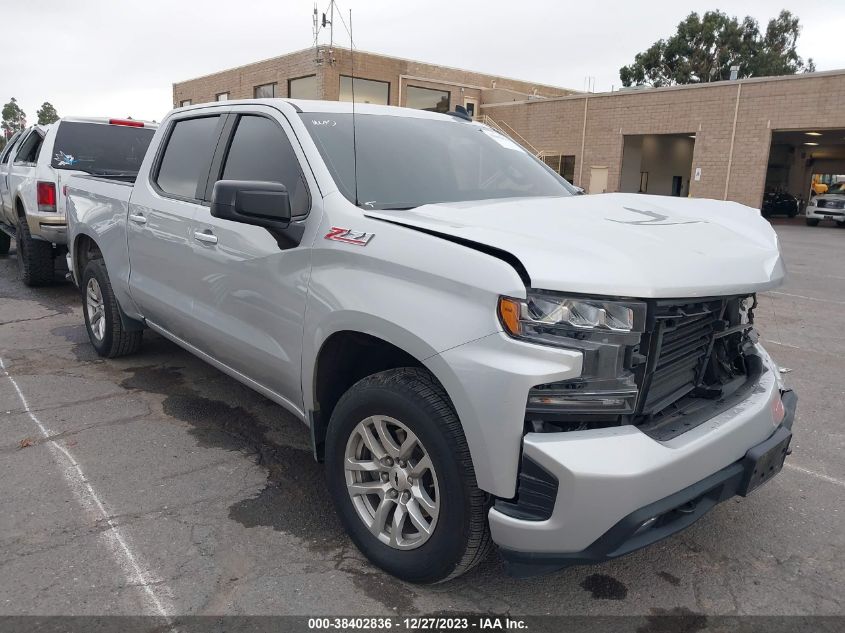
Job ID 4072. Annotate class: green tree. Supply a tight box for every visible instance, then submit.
[2,97,26,138]
[36,102,59,125]
[620,10,813,87]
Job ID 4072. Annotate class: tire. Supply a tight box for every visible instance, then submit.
[325,367,491,583]
[0,230,9,255]
[81,258,142,358]
[16,218,54,286]
[806,219,819,227]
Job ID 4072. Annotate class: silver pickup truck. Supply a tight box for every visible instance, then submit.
[66,99,796,583]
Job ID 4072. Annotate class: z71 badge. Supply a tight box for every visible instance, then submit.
[324,227,375,246]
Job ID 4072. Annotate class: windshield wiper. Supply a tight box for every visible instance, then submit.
[360,202,420,211]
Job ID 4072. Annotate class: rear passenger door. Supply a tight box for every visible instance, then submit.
[186,107,315,409]
[127,113,226,340]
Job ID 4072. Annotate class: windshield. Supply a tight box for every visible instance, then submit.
[50,122,154,175]
[825,182,845,195]
[300,113,575,209]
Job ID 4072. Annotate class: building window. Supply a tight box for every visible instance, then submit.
[406,85,450,113]
[253,83,277,99]
[180,99,192,107]
[542,154,576,183]
[216,92,229,101]
[288,75,318,100]
[339,76,389,105]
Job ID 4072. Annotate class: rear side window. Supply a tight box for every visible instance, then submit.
[1,132,21,163]
[156,116,222,200]
[219,115,309,215]
[14,131,44,164]
[50,122,154,175]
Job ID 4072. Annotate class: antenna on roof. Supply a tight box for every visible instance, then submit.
[349,8,359,207]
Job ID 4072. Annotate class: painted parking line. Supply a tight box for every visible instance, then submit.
[784,463,845,490]
[767,290,845,306]
[763,339,802,350]
[0,357,174,620]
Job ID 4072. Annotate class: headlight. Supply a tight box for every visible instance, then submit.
[499,292,647,415]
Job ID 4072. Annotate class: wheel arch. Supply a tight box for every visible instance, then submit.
[307,323,463,465]
[72,231,103,284]
[15,195,26,219]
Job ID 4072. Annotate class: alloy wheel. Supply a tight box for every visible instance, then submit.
[85,277,106,341]
[344,415,440,550]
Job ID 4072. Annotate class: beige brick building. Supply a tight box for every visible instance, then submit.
[173,47,575,118]
[174,50,845,210]
[484,70,845,209]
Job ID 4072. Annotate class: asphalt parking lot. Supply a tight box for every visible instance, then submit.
[0,223,843,619]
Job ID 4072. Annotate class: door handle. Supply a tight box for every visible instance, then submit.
[194,231,218,245]
[128,213,147,225]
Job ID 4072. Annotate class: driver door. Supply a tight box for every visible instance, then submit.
[183,107,316,408]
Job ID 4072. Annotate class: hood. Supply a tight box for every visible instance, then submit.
[365,193,785,298]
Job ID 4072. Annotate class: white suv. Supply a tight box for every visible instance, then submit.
[806,182,845,227]
[0,117,155,285]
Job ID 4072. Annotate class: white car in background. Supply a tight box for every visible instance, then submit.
[0,117,156,285]
[806,182,845,227]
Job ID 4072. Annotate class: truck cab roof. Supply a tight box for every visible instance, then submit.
[174,98,458,121]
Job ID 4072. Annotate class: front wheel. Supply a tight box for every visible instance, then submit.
[82,258,142,358]
[806,218,820,226]
[325,368,491,583]
[0,230,9,255]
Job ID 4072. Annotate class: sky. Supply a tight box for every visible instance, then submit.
[2,0,844,123]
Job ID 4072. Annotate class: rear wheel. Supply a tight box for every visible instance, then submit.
[0,230,9,255]
[82,258,142,358]
[325,367,491,583]
[806,218,819,227]
[16,218,54,286]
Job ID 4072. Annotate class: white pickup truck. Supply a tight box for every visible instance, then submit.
[66,99,796,583]
[0,117,155,285]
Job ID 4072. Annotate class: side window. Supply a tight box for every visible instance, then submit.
[156,116,221,200]
[13,131,44,164]
[219,115,309,215]
[1,134,20,163]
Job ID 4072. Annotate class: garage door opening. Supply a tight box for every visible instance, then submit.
[620,134,695,197]
[765,129,845,211]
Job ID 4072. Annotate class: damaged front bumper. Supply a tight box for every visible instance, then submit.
[489,347,795,578]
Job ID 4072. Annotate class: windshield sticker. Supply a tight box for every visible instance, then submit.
[54,151,78,166]
[311,119,337,127]
[479,128,524,152]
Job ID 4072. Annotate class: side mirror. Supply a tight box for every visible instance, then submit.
[211,180,291,229]
[573,186,586,195]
